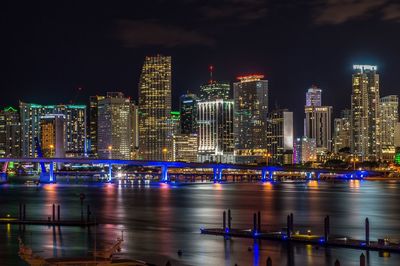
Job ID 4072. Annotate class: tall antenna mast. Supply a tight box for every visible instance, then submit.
[209,65,214,84]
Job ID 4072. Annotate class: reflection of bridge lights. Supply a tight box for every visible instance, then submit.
[349,180,360,189]
[214,183,222,190]
[160,183,170,189]
[263,181,273,190]
[307,180,318,188]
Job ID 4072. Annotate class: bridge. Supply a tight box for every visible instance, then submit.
[0,158,370,184]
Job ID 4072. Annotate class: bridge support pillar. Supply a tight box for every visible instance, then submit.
[213,167,223,183]
[108,163,112,182]
[261,168,267,182]
[268,171,274,180]
[40,162,56,183]
[161,165,169,182]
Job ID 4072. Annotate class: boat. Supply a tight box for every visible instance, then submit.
[18,235,154,266]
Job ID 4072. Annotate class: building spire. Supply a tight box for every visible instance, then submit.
[209,65,214,84]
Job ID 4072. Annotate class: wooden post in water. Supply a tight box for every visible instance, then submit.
[223,211,226,230]
[286,215,291,238]
[334,259,340,266]
[365,218,370,246]
[257,211,261,233]
[253,213,257,234]
[290,213,294,233]
[228,209,232,231]
[57,205,60,221]
[360,253,365,266]
[52,204,55,221]
[266,256,272,266]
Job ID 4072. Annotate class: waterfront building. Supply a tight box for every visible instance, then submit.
[40,114,65,158]
[139,55,172,161]
[304,86,332,153]
[233,74,269,164]
[89,95,105,157]
[97,92,132,159]
[266,109,293,165]
[380,95,398,161]
[306,85,322,107]
[0,107,21,158]
[333,109,351,153]
[130,103,139,159]
[172,134,198,162]
[294,137,317,164]
[20,102,86,158]
[180,93,198,134]
[351,65,381,161]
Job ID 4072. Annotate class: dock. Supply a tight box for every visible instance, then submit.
[201,210,400,254]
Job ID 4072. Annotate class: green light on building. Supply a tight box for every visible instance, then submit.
[395,152,400,165]
[4,106,17,112]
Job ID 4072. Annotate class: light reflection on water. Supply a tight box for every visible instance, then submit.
[0,180,400,265]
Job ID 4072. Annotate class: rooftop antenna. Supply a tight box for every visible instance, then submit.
[209,65,214,84]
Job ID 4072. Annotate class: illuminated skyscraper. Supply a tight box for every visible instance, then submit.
[20,102,86,157]
[233,74,268,164]
[40,114,65,158]
[395,122,400,147]
[266,109,293,165]
[304,106,332,152]
[380,95,398,161]
[172,134,198,162]
[97,92,132,159]
[351,65,381,161]
[139,55,172,161]
[200,81,230,100]
[179,93,198,134]
[0,107,21,158]
[89,95,105,157]
[294,137,316,164]
[130,103,139,159]
[333,109,351,153]
[306,85,322,107]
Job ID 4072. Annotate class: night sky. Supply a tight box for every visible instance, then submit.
[2,0,400,135]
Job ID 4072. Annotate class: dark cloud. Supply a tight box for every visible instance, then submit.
[115,19,215,48]
[312,0,400,25]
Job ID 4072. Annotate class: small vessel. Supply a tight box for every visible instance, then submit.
[18,234,153,266]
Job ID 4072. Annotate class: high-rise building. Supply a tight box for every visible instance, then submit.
[380,95,398,161]
[20,102,87,158]
[197,99,235,163]
[139,55,172,161]
[200,81,230,100]
[169,111,180,137]
[89,95,105,157]
[97,92,132,160]
[294,137,317,164]
[304,106,332,152]
[333,109,351,153]
[172,134,198,162]
[233,74,269,164]
[130,103,139,159]
[306,85,322,107]
[351,65,381,161]
[395,122,400,148]
[179,93,198,134]
[0,107,21,158]
[40,114,66,158]
[266,109,293,165]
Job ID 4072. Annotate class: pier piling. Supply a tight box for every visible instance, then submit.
[365,218,370,246]
[223,211,226,230]
[266,256,272,266]
[228,209,232,231]
[290,213,293,232]
[57,205,60,221]
[52,204,55,221]
[360,253,365,266]
[253,213,257,234]
[286,215,291,238]
[334,259,340,266]
[257,211,261,233]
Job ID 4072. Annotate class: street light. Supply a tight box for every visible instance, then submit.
[162,147,168,161]
[263,152,272,166]
[108,145,112,159]
[49,144,54,157]
[350,157,359,170]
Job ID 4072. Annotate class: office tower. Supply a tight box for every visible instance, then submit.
[130,103,139,159]
[172,134,198,162]
[306,85,322,107]
[20,102,87,157]
[40,114,66,158]
[89,95,105,157]
[294,137,317,164]
[97,92,132,160]
[180,93,198,134]
[233,74,269,164]
[169,111,180,136]
[395,122,400,147]
[266,109,293,165]
[333,109,351,153]
[0,107,21,158]
[200,81,230,100]
[304,86,332,153]
[380,95,398,161]
[197,99,235,163]
[139,55,172,161]
[351,65,381,161]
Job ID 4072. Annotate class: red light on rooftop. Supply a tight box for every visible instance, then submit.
[236,74,265,81]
